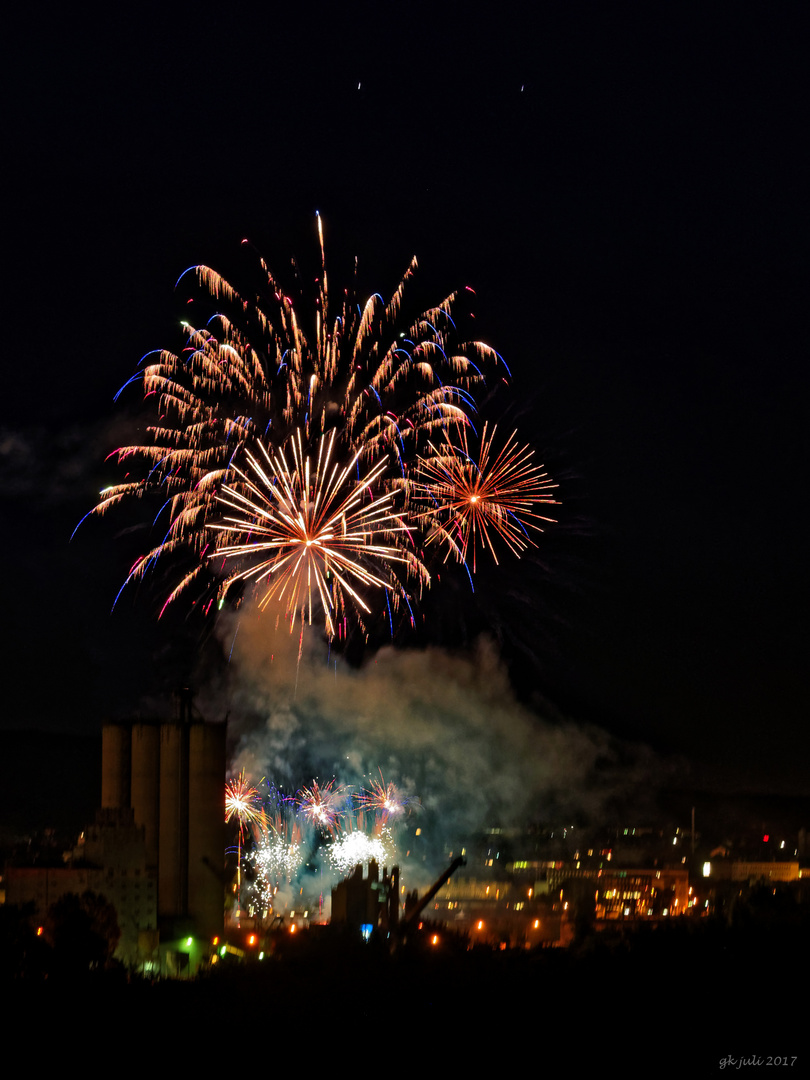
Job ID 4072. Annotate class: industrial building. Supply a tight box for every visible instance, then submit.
[100,693,226,972]
[6,807,158,968]
[7,694,225,975]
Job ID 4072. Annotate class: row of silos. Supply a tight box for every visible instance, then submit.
[102,713,225,939]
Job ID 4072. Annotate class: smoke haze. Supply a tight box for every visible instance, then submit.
[204,601,660,879]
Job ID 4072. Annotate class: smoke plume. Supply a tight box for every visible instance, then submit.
[202,601,657,879]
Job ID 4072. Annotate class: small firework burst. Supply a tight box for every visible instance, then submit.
[225,771,262,836]
[356,771,410,824]
[295,779,347,832]
[413,422,559,571]
[225,770,262,918]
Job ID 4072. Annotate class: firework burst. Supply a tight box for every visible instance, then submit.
[249,809,305,917]
[356,771,411,824]
[209,428,420,637]
[225,770,262,918]
[225,770,262,835]
[295,779,348,833]
[412,422,559,571]
[86,217,555,640]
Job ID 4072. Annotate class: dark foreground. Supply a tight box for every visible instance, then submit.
[6,916,807,1071]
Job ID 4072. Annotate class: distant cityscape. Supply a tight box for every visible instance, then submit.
[2,713,808,979]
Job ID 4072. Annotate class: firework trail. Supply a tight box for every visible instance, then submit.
[225,770,262,916]
[88,217,554,641]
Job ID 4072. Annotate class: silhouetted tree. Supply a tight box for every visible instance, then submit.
[44,891,120,974]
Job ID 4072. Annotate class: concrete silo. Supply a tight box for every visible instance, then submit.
[101,698,225,947]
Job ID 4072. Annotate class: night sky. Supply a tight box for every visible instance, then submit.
[3,5,808,798]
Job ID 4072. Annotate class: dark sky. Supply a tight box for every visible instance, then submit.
[3,4,808,795]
